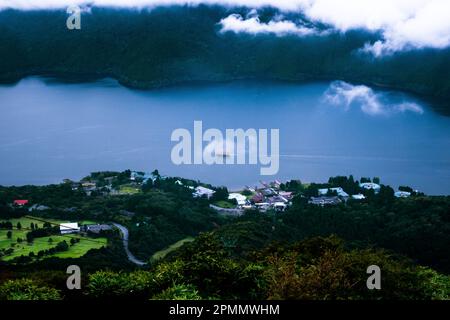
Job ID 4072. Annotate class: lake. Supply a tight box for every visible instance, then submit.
[0,77,449,194]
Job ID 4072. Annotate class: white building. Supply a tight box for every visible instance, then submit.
[59,222,80,235]
[359,182,381,194]
[352,194,366,200]
[193,186,216,199]
[318,187,349,198]
[395,191,411,198]
[228,193,247,206]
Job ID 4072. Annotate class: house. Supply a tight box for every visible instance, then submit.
[130,171,145,181]
[261,188,276,197]
[193,186,215,199]
[59,222,80,234]
[84,224,112,234]
[269,180,282,189]
[308,196,342,206]
[359,182,381,194]
[81,182,96,188]
[251,193,264,203]
[318,187,349,198]
[254,202,270,211]
[28,204,50,212]
[228,193,247,206]
[352,194,366,200]
[395,191,411,198]
[273,202,288,211]
[13,200,29,206]
[71,182,81,191]
[278,191,293,200]
[268,195,289,204]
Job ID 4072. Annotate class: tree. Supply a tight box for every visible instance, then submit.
[399,186,413,193]
[152,169,160,178]
[26,233,34,243]
[6,231,12,239]
[55,240,69,252]
[30,222,35,230]
[17,237,23,243]
[16,222,22,230]
[48,238,53,243]
[211,187,229,202]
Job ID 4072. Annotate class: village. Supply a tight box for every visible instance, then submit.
[8,170,416,235]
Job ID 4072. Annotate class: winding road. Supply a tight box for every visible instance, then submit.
[112,223,146,266]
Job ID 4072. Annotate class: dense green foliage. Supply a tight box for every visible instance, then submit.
[0,278,62,300]
[0,6,449,113]
[83,234,449,300]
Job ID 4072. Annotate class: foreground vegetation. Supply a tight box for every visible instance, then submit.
[1,234,449,300]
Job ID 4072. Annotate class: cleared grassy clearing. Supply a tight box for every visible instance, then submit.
[150,237,194,262]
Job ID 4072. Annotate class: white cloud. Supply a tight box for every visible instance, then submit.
[324,81,424,116]
[1,1,450,54]
[219,13,321,36]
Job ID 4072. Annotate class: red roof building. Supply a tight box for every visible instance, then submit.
[13,200,29,206]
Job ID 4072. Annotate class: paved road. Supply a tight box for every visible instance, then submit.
[112,223,146,266]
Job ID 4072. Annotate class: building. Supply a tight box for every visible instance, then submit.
[251,193,264,203]
[318,187,349,198]
[273,202,288,211]
[28,204,50,212]
[352,194,366,200]
[359,182,381,194]
[130,171,145,181]
[13,200,29,206]
[261,188,276,197]
[308,196,342,206]
[59,222,80,234]
[81,182,96,188]
[193,186,215,199]
[395,191,411,198]
[84,224,112,234]
[278,191,294,200]
[228,193,247,206]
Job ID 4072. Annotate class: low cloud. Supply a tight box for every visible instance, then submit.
[219,13,323,36]
[324,81,424,116]
[1,1,449,55]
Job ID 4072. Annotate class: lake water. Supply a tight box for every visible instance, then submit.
[0,77,449,194]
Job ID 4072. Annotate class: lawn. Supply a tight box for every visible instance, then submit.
[119,185,141,194]
[150,237,194,262]
[0,216,107,261]
[214,200,236,209]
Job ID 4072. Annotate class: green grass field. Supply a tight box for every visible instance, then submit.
[119,185,141,194]
[214,200,236,209]
[150,237,194,262]
[0,216,107,262]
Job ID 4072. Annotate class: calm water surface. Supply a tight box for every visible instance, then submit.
[0,77,449,194]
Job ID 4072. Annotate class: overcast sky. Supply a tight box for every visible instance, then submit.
[1,0,449,55]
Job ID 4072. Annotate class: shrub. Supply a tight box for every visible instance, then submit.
[0,279,61,300]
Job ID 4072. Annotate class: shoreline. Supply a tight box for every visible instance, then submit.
[1,71,449,116]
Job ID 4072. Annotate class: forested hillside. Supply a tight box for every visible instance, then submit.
[0,6,449,113]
